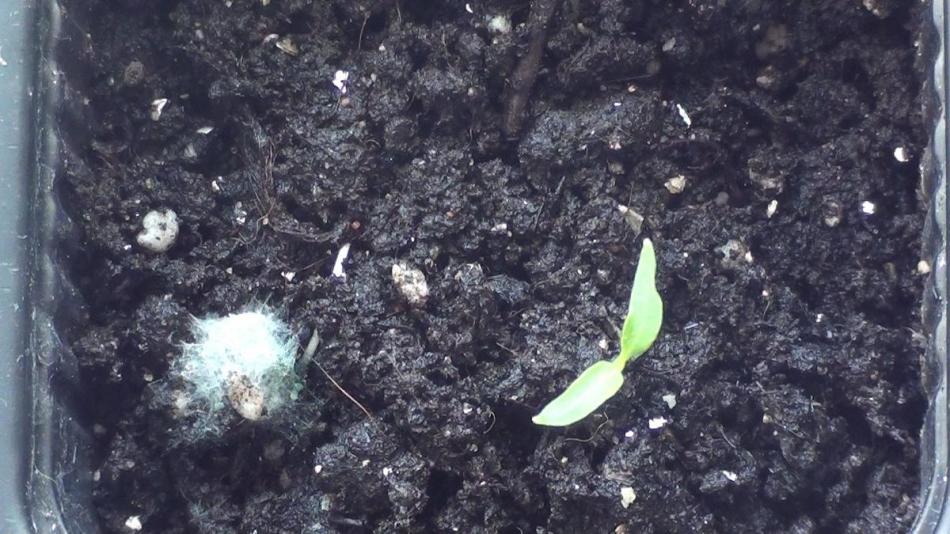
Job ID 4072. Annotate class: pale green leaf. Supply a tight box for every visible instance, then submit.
[531,360,624,427]
[617,238,663,366]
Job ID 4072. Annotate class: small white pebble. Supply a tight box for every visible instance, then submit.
[465,3,474,13]
[648,416,668,429]
[662,393,677,409]
[816,313,824,324]
[196,126,214,135]
[598,338,609,350]
[722,470,738,482]
[314,464,323,474]
[560,456,568,464]
[766,199,778,218]
[125,516,143,531]
[894,147,910,162]
[136,209,179,253]
[744,250,754,263]
[918,260,932,274]
[332,243,351,279]
[620,487,637,508]
[462,403,473,415]
[392,262,429,306]
[662,38,676,52]
[624,430,635,438]
[382,467,393,477]
[861,201,876,215]
[490,222,509,234]
[676,104,692,127]
[361,459,370,467]
[149,98,169,121]
[281,271,296,282]
[665,175,687,194]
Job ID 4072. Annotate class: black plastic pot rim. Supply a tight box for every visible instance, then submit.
[0,1,947,532]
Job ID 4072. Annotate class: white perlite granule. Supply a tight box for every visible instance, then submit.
[392,263,429,306]
[136,209,179,253]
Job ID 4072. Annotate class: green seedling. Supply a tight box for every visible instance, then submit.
[532,239,663,427]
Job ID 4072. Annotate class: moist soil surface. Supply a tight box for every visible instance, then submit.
[59,0,930,532]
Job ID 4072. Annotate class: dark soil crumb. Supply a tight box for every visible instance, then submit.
[57,0,928,532]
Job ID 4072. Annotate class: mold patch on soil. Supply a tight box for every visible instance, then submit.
[57,0,928,532]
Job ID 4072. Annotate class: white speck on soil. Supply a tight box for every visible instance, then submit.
[722,470,738,482]
[382,467,393,477]
[136,209,179,253]
[465,3,473,13]
[624,430,635,438]
[598,338,609,350]
[392,262,429,306]
[281,271,295,282]
[560,456,568,464]
[197,126,214,135]
[125,516,143,531]
[314,464,323,474]
[332,70,349,94]
[149,98,169,121]
[894,147,910,162]
[487,14,511,34]
[676,104,692,127]
[717,239,752,268]
[861,200,876,215]
[275,36,299,56]
[490,222,509,234]
[918,260,932,274]
[648,416,668,429]
[361,459,370,467]
[665,175,687,194]
[332,243,351,279]
[620,487,637,508]
[662,393,677,409]
[766,199,778,218]
[662,38,676,52]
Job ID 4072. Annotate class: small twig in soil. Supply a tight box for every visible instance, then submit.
[483,408,497,434]
[562,418,610,443]
[719,427,738,450]
[358,14,369,51]
[315,361,375,421]
[502,0,560,137]
[303,327,375,420]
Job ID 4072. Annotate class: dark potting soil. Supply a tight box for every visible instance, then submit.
[57,0,931,532]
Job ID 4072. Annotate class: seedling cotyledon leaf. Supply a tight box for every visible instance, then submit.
[532,239,663,427]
